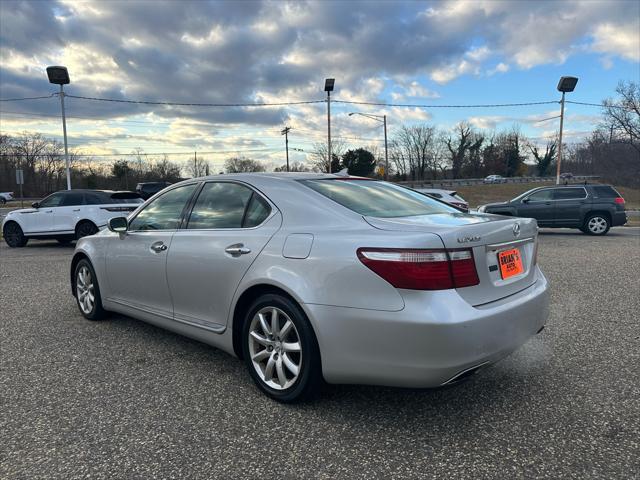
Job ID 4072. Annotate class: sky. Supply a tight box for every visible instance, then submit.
[1,0,639,170]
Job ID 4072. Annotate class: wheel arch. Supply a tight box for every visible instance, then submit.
[231,282,315,361]
[584,210,611,224]
[70,251,90,296]
[75,218,98,232]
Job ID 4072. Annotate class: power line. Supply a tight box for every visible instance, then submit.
[0,93,57,102]
[332,99,559,108]
[0,147,282,158]
[565,100,630,110]
[64,94,326,107]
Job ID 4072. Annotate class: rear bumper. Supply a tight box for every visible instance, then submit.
[612,211,627,227]
[305,267,549,387]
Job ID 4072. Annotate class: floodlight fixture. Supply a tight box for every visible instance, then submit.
[557,76,578,93]
[46,66,70,85]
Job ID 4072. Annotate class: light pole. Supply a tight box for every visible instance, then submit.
[555,76,578,185]
[46,66,71,190]
[348,112,388,180]
[324,78,335,173]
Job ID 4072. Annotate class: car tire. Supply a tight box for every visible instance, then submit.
[242,293,322,403]
[0,197,6,205]
[74,258,107,320]
[75,221,98,239]
[3,221,28,248]
[583,214,610,236]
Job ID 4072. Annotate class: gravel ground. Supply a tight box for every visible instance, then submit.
[1,228,639,479]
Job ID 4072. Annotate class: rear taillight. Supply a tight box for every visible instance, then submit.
[357,248,479,290]
[615,197,625,205]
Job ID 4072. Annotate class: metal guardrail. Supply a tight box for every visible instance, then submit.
[396,175,601,189]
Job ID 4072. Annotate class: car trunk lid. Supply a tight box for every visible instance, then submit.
[364,213,539,306]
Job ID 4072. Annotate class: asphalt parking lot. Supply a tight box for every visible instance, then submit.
[1,228,639,479]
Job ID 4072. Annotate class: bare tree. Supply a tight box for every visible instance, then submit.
[528,139,557,177]
[308,140,346,173]
[602,80,640,152]
[445,122,475,179]
[185,153,211,177]
[224,156,265,173]
[392,125,440,180]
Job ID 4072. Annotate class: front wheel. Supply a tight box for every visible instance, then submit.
[242,294,322,403]
[583,214,610,235]
[3,222,28,248]
[74,259,107,320]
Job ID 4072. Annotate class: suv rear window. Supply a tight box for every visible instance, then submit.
[590,185,620,198]
[553,187,587,200]
[301,179,457,218]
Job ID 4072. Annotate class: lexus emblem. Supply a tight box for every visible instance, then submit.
[513,222,521,237]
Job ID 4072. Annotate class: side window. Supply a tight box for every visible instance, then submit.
[591,186,618,198]
[60,192,86,207]
[553,188,586,200]
[526,190,553,202]
[84,193,102,205]
[187,182,269,229]
[129,184,197,231]
[243,193,271,228]
[38,192,65,208]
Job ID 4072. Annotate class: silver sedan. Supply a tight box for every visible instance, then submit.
[71,173,549,402]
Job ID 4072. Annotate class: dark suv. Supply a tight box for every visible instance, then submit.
[478,184,627,235]
[135,182,172,200]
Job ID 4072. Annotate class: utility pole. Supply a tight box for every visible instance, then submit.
[194,151,197,177]
[59,85,71,190]
[327,91,332,173]
[556,91,565,185]
[383,114,388,181]
[281,126,291,172]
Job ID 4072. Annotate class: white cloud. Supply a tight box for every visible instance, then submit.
[591,22,640,62]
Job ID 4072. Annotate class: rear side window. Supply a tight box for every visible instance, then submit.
[60,192,85,206]
[110,193,144,204]
[301,179,457,217]
[84,192,107,205]
[187,182,270,229]
[553,188,587,200]
[129,184,197,231]
[590,186,620,198]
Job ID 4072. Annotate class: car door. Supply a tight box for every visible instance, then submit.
[21,192,64,234]
[166,181,281,329]
[516,188,554,226]
[552,187,588,227]
[52,191,86,233]
[104,183,199,317]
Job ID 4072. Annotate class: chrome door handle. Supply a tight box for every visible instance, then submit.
[150,242,168,253]
[73,209,81,212]
[225,244,251,256]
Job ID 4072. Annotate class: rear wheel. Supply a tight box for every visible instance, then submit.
[242,294,322,403]
[74,259,106,320]
[3,222,28,248]
[584,214,610,235]
[75,221,98,239]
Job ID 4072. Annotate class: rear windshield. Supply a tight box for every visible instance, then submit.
[590,185,620,198]
[301,179,458,218]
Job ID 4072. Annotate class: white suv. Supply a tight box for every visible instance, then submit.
[2,189,143,247]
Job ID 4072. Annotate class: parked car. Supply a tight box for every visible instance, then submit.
[477,184,626,235]
[559,172,574,180]
[483,175,507,184]
[2,189,143,247]
[418,189,469,212]
[136,181,172,200]
[70,173,549,402]
[0,192,14,204]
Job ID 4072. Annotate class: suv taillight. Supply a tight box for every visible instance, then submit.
[357,248,479,290]
[614,197,625,205]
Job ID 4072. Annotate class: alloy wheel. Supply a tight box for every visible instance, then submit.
[4,223,24,247]
[248,306,302,391]
[77,222,98,239]
[76,265,95,314]
[588,216,607,234]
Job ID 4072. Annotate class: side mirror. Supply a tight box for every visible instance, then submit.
[31,202,40,209]
[108,216,128,234]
